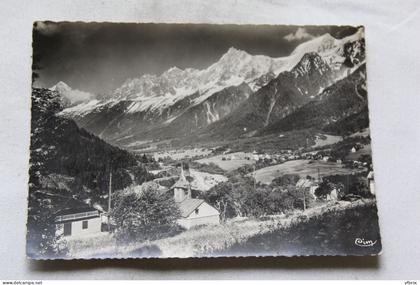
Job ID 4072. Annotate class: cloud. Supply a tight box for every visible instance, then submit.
[284,27,315,42]
[64,89,95,104]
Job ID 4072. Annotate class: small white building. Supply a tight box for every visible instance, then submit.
[171,168,220,229]
[55,207,103,238]
[367,171,375,195]
[296,178,319,199]
[326,189,339,201]
[177,198,220,229]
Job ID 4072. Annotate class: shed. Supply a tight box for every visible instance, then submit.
[367,171,375,195]
[54,207,103,238]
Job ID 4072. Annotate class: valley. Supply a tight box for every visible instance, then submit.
[27,24,380,259]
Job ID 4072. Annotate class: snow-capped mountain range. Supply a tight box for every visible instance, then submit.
[52,27,365,148]
[59,27,363,116]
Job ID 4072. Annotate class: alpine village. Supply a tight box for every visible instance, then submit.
[27,26,381,259]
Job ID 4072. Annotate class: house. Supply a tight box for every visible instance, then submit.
[326,188,339,201]
[171,168,220,229]
[296,178,319,199]
[367,171,375,195]
[177,199,220,229]
[54,207,103,238]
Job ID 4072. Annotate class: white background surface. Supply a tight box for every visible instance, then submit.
[0,0,419,280]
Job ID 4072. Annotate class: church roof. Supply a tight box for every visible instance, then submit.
[177,198,204,218]
[171,177,189,189]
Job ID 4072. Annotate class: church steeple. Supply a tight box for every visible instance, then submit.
[171,164,191,202]
[180,164,186,181]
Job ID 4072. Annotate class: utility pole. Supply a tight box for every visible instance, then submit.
[346,174,349,193]
[253,164,256,190]
[317,167,321,182]
[107,167,112,232]
[302,188,306,211]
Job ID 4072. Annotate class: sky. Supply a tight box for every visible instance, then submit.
[33,22,357,96]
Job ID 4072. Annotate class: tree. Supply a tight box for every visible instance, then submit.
[271,174,300,187]
[26,191,68,258]
[315,180,344,200]
[201,176,258,219]
[141,154,149,163]
[202,182,236,220]
[349,177,370,198]
[111,183,182,243]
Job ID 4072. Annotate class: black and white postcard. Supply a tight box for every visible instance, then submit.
[27,22,381,259]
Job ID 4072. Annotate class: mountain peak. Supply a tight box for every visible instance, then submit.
[166,66,183,73]
[49,81,95,106]
[221,47,250,60]
[292,52,331,77]
[51,81,71,91]
[227,46,240,53]
[320,32,335,41]
[161,66,185,79]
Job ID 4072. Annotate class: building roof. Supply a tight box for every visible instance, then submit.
[54,207,100,223]
[177,198,204,218]
[171,178,190,189]
[55,206,98,216]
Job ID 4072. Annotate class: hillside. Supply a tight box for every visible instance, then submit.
[64,199,380,258]
[137,83,254,142]
[259,64,367,135]
[323,106,370,136]
[27,88,150,257]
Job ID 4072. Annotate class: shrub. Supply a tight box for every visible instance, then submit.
[315,180,344,200]
[322,174,371,198]
[111,183,182,243]
[271,174,300,187]
[190,161,226,175]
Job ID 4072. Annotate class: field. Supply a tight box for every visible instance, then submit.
[188,169,228,191]
[153,148,213,160]
[212,200,381,256]
[349,128,370,138]
[312,134,343,148]
[196,152,256,171]
[64,199,379,258]
[252,159,361,184]
[346,144,372,160]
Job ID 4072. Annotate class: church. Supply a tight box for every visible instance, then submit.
[171,167,220,229]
